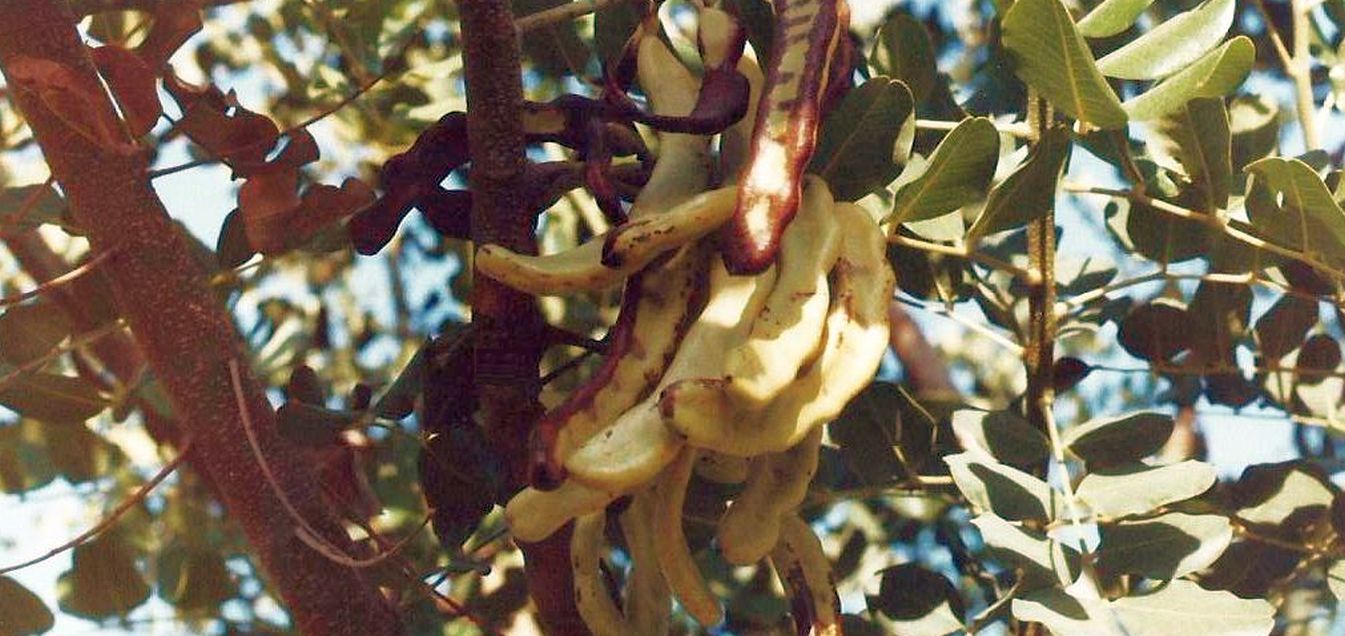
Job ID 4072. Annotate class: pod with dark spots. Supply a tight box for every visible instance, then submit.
[605,6,752,136]
[722,0,849,275]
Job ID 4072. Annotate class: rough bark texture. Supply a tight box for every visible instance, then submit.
[0,3,401,633]
[458,1,588,633]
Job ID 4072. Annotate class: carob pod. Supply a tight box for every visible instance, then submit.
[721,0,849,275]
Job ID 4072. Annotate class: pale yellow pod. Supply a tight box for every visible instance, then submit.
[722,176,841,406]
[504,479,618,543]
[652,448,723,627]
[474,187,736,297]
[572,511,631,636]
[565,254,778,492]
[769,514,842,634]
[631,25,713,216]
[662,202,893,456]
[618,487,672,635]
[720,52,765,183]
[550,242,710,466]
[716,428,822,566]
[695,450,750,485]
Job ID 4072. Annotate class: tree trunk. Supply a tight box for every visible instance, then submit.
[0,3,401,633]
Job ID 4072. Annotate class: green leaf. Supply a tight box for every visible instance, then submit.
[1122,36,1255,121]
[0,576,54,636]
[0,183,69,231]
[372,343,426,420]
[1107,580,1274,635]
[1095,0,1236,80]
[870,564,965,635]
[1013,582,1274,636]
[1255,294,1319,362]
[157,546,238,613]
[945,452,1061,521]
[0,421,56,494]
[0,301,72,366]
[1235,461,1335,529]
[45,421,123,484]
[1328,560,1345,603]
[1246,156,1345,263]
[1076,0,1157,38]
[972,513,1082,589]
[57,531,151,620]
[872,12,937,103]
[512,0,590,78]
[1063,412,1173,467]
[1076,461,1218,518]
[809,77,916,201]
[950,409,1050,465]
[1185,280,1252,365]
[829,382,913,485]
[1228,96,1280,172]
[888,118,999,224]
[1116,299,1188,361]
[1001,0,1127,129]
[1096,513,1233,579]
[276,400,356,446]
[968,127,1071,239]
[1152,98,1232,211]
[0,371,108,423]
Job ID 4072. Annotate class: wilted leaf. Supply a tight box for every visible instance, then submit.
[1096,0,1236,80]
[972,513,1082,589]
[5,55,130,150]
[0,575,54,635]
[90,44,161,136]
[1063,411,1173,467]
[1096,513,1233,578]
[1001,0,1127,129]
[136,0,203,68]
[889,118,999,224]
[950,409,1050,465]
[945,452,1060,521]
[57,532,151,619]
[1122,37,1255,121]
[810,77,916,201]
[968,126,1071,238]
[1077,0,1157,38]
[871,563,964,635]
[1076,461,1218,518]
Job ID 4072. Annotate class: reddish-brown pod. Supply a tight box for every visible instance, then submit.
[722,0,849,275]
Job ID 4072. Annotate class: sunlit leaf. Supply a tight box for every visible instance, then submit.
[968,126,1070,238]
[889,118,999,224]
[950,409,1050,465]
[1096,0,1236,80]
[1062,411,1173,467]
[1077,0,1157,38]
[1000,0,1127,129]
[1122,37,1255,121]
[1096,512,1233,578]
[971,513,1081,588]
[1076,461,1218,518]
[945,453,1061,521]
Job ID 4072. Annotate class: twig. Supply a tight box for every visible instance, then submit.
[896,295,1024,355]
[0,319,126,391]
[0,249,114,309]
[889,233,1041,285]
[515,0,635,33]
[915,118,1033,139]
[229,359,409,569]
[0,439,194,574]
[1064,184,1345,283]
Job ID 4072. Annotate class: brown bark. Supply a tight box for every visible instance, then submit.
[458,1,587,633]
[0,4,400,633]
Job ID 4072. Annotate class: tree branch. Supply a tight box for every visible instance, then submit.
[0,4,400,632]
[458,1,588,633]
